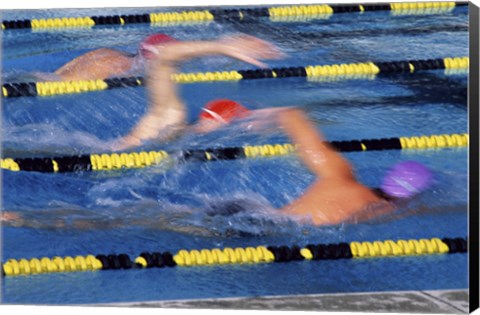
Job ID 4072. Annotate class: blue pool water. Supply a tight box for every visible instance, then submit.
[1,5,469,304]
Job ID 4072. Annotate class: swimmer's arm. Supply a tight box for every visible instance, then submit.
[116,57,187,149]
[157,35,283,67]
[277,108,355,180]
[114,45,197,149]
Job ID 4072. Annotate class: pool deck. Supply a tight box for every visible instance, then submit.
[110,289,470,313]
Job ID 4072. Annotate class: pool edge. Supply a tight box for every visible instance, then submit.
[98,289,469,313]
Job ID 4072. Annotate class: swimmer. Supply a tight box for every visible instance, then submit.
[275,108,432,225]
[2,33,177,83]
[113,34,285,150]
[197,106,432,226]
[53,33,177,81]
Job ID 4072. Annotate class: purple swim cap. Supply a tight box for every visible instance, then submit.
[381,161,433,198]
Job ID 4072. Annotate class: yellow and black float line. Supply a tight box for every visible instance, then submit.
[1,57,469,98]
[0,132,468,173]
[1,2,468,30]
[1,237,467,277]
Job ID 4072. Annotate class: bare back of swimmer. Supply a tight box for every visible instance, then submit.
[54,48,136,81]
[53,34,177,81]
[3,34,177,83]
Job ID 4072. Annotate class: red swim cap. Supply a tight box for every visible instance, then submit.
[199,99,250,124]
[139,33,177,59]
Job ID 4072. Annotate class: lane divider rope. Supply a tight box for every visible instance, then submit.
[1,237,467,277]
[1,2,466,30]
[1,57,469,98]
[0,132,468,173]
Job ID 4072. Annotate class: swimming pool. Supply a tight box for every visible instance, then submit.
[1,3,469,305]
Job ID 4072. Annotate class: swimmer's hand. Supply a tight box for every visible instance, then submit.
[218,35,285,68]
[1,211,21,223]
